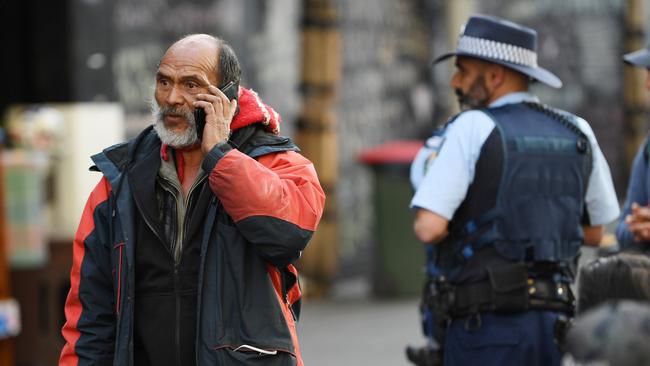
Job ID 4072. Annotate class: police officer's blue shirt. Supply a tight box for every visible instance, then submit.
[410,92,620,227]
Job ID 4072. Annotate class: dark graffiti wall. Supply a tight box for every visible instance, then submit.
[111,0,302,137]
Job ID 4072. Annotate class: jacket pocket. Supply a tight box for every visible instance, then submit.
[214,344,297,366]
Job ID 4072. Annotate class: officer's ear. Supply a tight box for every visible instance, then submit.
[485,64,506,92]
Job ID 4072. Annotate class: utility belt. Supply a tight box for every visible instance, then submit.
[447,262,575,318]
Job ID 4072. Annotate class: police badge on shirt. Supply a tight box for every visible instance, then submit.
[410,131,446,190]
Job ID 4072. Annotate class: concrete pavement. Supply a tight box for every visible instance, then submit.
[298,296,423,366]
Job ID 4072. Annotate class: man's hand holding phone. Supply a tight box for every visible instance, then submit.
[193,82,238,155]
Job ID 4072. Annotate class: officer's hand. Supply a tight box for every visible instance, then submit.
[626,202,650,241]
[194,85,238,155]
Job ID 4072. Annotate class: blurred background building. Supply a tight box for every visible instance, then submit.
[0,0,648,365]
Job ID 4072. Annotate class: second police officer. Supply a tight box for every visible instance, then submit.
[617,43,650,254]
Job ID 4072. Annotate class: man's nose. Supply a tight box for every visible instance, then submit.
[165,85,185,106]
[450,72,461,90]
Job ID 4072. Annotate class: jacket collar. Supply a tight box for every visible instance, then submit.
[230,87,281,134]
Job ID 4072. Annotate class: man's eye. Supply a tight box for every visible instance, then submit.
[158,79,170,87]
[187,82,198,88]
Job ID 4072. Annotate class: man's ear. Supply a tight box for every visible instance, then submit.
[486,64,506,91]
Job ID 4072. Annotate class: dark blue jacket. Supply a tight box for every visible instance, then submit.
[59,125,325,366]
[616,135,650,252]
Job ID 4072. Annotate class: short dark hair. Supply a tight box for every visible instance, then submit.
[215,39,241,88]
[577,253,650,314]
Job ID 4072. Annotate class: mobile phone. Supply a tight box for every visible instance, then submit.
[195,81,238,140]
[219,81,238,102]
[195,108,207,140]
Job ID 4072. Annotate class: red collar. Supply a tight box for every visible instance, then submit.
[160,86,281,183]
[230,87,281,134]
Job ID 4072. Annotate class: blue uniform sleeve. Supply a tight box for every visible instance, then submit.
[616,143,649,249]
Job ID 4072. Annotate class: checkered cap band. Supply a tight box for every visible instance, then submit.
[457,35,538,68]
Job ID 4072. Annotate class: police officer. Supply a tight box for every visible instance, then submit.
[616,45,650,252]
[410,15,619,366]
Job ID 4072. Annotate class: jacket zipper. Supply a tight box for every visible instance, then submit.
[196,197,219,366]
[174,266,182,366]
[158,178,184,262]
[286,294,297,321]
[279,268,298,321]
[160,173,206,366]
[159,174,207,265]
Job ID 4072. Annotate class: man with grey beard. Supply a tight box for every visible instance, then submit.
[152,102,200,148]
[59,34,325,366]
[408,15,618,366]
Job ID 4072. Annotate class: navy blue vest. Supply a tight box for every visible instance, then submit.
[435,102,592,282]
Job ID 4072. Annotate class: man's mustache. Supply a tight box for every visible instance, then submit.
[455,88,469,106]
[158,106,194,123]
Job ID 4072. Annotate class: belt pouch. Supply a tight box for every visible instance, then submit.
[486,262,529,312]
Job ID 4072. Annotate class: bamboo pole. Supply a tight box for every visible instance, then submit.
[295,0,340,298]
[623,0,648,179]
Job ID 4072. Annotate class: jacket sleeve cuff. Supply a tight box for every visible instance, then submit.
[202,141,234,172]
